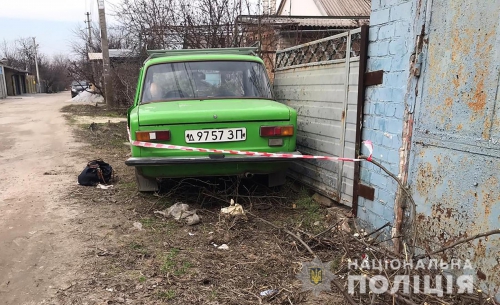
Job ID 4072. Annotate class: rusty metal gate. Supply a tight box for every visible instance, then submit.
[273,28,367,207]
[408,0,500,295]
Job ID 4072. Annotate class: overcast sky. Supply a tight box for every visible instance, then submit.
[0,0,275,59]
[0,0,124,58]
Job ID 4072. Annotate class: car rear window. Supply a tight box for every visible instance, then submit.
[141,61,273,103]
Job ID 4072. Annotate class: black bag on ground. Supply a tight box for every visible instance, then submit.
[78,159,114,186]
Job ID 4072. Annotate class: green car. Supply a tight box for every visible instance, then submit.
[126,48,300,191]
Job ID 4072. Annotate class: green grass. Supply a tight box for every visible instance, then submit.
[330,255,342,271]
[110,138,126,147]
[120,181,136,191]
[161,248,180,273]
[129,242,150,256]
[102,111,126,118]
[293,188,322,230]
[160,248,192,276]
[174,261,193,276]
[157,290,176,300]
[139,218,155,228]
[139,276,146,283]
[209,289,218,300]
[63,114,78,125]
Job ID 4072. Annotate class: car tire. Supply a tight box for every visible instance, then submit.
[135,168,159,192]
[267,170,287,187]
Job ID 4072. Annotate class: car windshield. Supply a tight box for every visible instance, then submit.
[72,81,88,88]
[141,61,273,103]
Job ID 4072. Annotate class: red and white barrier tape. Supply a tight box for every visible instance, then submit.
[127,128,373,162]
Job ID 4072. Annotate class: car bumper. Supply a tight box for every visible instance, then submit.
[125,151,302,166]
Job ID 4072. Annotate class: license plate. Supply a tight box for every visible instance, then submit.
[185,128,246,143]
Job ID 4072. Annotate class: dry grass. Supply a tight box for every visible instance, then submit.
[53,105,351,305]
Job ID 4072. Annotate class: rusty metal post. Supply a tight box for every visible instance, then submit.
[352,25,369,217]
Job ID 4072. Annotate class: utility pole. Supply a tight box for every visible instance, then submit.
[97,0,114,108]
[85,12,92,52]
[85,12,97,89]
[32,37,41,93]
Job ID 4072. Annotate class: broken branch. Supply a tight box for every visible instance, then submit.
[414,229,500,260]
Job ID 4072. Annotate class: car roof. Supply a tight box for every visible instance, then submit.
[143,54,264,69]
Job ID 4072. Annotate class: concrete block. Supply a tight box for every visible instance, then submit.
[393,102,405,119]
[368,40,390,57]
[370,0,381,11]
[391,88,406,104]
[358,197,366,209]
[370,8,391,25]
[374,102,385,115]
[389,162,400,174]
[382,132,396,148]
[388,149,401,163]
[377,188,395,206]
[357,205,369,220]
[371,171,389,188]
[390,1,414,21]
[361,158,377,173]
[391,53,411,72]
[365,208,387,229]
[384,103,397,117]
[381,206,395,222]
[380,0,402,8]
[365,86,378,101]
[361,126,371,140]
[384,72,407,88]
[374,116,387,131]
[360,168,372,182]
[368,102,377,115]
[364,194,377,209]
[374,144,390,160]
[369,26,379,42]
[385,117,404,134]
[363,115,374,128]
[364,129,383,148]
[389,37,407,55]
[366,87,390,103]
[368,57,392,71]
[378,22,396,40]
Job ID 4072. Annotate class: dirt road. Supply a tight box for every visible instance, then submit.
[0,93,84,305]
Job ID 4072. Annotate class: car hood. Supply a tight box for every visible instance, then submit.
[138,99,291,125]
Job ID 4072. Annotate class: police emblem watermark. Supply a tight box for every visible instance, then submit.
[346,258,475,296]
[296,257,337,296]
[298,257,476,297]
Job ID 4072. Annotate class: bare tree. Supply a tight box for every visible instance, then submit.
[114,0,257,51]
[68,23,131,98]
[1,38,71,92]
[114,0,178,50]
[40,54,71,92]
[0,38,37,72]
